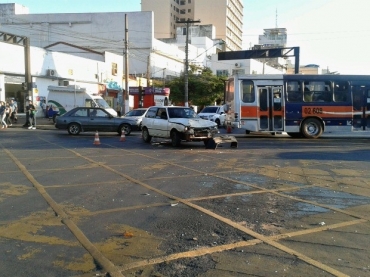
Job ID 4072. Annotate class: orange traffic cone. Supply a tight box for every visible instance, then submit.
[93,131,101,145]
[120,132,126,142]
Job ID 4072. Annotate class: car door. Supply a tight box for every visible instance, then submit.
[88,108,112,131]
[152,108,169,137]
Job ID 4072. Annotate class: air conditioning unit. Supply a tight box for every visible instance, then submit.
[235,62,241,68]
[47,69,57,76]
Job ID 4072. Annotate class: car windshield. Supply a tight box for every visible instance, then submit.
[200,107,218,113]
[95,98,110,109]
[125,109,146,116]
[168,107,198,119]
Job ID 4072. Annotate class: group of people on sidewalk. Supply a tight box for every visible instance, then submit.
[0,99,38,130]
[0,99,18,129]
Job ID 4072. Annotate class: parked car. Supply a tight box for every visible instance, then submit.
[122,108,148,130]
[55,107,139,135]
[198,105,226,127]
[141,106,219,147]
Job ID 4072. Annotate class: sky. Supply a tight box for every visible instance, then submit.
[2,0,370,75]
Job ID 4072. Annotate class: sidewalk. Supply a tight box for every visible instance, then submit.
[6,114,56,130]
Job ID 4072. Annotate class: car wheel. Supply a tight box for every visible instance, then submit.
[120,124,131,135]
[171,130,181,147]
[301,118,323,139]
[68,123,81,135]
[142,127,152,143]
[215,118,220,127]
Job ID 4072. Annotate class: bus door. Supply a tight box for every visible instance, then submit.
[352,85,370,130]
[257,85,284,132]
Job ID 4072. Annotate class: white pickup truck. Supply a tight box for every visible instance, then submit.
[141,106,219,147]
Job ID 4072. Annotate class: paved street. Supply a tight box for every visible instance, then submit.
[0,124,369,277]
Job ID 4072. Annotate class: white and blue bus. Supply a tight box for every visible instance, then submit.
[224,74,370,138]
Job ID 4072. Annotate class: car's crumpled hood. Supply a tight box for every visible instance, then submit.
[168,118,217,128]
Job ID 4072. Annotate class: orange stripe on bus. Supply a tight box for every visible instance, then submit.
[302,106,353,118]
[241,106,258,117]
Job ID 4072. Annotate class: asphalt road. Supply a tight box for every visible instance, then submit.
[0,126,369,277]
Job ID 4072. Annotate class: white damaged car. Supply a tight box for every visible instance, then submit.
[141,106,219,147]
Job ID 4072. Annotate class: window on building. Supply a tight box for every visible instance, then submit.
[188,9,191,13]
[180,9,185,14]
[216,70,229,77]
[180,0,186,5]
[232,69,245,75]
[188,0,191,3]
[111,63,118,76]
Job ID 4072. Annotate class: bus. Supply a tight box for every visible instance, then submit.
[224,74,370,138]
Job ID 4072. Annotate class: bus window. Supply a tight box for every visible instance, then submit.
[286,81,302,102]
[304,81,332,102]
[241,80,255,103]
[333,81,349,102]
[225,80,234,102]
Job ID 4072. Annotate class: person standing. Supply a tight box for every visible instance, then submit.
[0,101,7,129]
[9,98,18,123]
[23,100,30,127]
[28,100,36,129]
[5,102,12,127]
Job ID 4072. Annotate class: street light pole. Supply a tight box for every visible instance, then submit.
[176,19,200,107]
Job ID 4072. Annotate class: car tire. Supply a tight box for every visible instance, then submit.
[142,127,152,143]
[68,123,81,135]
[301,118,323,139]
[119,124,131,135]
[171,130,181,147]
[215,118,220,127]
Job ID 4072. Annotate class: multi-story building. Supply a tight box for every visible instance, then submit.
[254,28,288,71]
[141,0,243,51]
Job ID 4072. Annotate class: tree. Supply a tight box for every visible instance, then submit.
[167,67,226,107]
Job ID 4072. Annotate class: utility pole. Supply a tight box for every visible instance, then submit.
[24,37,32,101]
[176,19,200,107]
[123,14,129,115]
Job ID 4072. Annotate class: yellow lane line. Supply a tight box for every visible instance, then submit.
[3,148,125,277]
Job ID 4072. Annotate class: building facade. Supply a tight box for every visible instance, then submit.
[141,0,243,51]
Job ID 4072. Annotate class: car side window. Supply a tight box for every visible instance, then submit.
[146,107,158,118]
[72,108,88,117]
[156,108,167,119]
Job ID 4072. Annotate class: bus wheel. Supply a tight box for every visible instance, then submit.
[301,118,323,139]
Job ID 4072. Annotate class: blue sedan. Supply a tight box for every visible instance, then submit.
[55,107,139,135]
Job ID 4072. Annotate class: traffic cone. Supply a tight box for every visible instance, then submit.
[93,131,101,145]
[120,132,126,142]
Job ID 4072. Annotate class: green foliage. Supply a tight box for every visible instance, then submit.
[167,67,226,106]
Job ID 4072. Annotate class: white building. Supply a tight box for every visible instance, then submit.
[0,3,282,112]
[142,0,243,51]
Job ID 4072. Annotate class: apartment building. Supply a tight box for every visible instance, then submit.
[142,0,243,51]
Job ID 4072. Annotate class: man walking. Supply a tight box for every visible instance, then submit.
[28,100,36,129]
